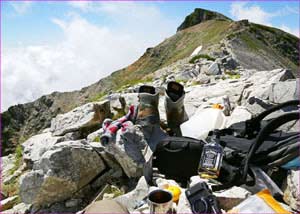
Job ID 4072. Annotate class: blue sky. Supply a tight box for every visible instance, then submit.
[2,1,299,47]
[1,1,299,110]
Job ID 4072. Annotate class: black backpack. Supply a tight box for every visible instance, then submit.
[153,100,300,188]
[216,100,299,190]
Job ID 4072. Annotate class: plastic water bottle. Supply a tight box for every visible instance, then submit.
[198,130,224,179]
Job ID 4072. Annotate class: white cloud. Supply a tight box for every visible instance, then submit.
[230,2,299,37]
[68,2,94,12]
[230,2,274,26]
[2,3,177,111]
[279,24,299,37]
[10,2,33,15]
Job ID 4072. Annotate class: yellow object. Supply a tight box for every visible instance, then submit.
[257,189,291,214]
[212,104,223,110]
[228,189,291,214]
[166,185,181,203]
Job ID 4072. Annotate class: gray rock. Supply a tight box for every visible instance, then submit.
[268,80,297,103]
[90,169,122,191]
[115,176,149,211]
[184,79,246,117]
[226,106,252,127]
[195,74,211,84]
[88,142,105,153]
[1,196,19,211]
[22,132,64,168]
[222,56,239,70]
[63,131,81,141]
[283,170,300,211]
[203,62,221,75]
[3,164,25,185]
[122,93,139,105]
[50,100,111,136]
[278,69,295,81]
[175,69,199,82]
[65,199,82,208]
[99,152,123,173]
[19,140,106,208]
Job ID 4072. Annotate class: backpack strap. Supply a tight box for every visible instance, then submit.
[245,100,299,138]
[242,112,300,180]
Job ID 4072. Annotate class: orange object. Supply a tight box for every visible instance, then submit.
[212,104,224,110]
[166,185,181,203]
[257,189,291,214]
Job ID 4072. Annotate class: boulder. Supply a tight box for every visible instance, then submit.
[222,56,238,70]
[3,163,26,185]
[108,94,126,116]
[175,68,200,82]
[19,140,106,208]
[268,80,297,103]
[195,74,211,84]
[122,93,139,107]
[22,132,64,168]
[50,100,111,136]
[283,170,300,211]
[203,62,221,75]
[62,132,81,141]
[1,196,19,211]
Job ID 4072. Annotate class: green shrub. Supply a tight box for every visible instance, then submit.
[228,74,241,79]
[189,54,216,63]
[88,92,106,102]
[9,144,23,175]
[2,179,20,197]
[93,136,100,142]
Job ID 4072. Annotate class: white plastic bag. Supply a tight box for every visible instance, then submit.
[228,189,291,213]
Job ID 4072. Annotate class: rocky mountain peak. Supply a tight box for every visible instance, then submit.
[177,8,232,32]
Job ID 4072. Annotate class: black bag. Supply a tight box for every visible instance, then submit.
[153,136,205,182]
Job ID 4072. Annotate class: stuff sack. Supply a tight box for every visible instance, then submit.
[153,136,205,182]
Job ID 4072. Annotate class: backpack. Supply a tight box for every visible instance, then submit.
[215,100,300,190]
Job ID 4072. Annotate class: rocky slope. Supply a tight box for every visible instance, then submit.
[2,8,299,156]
